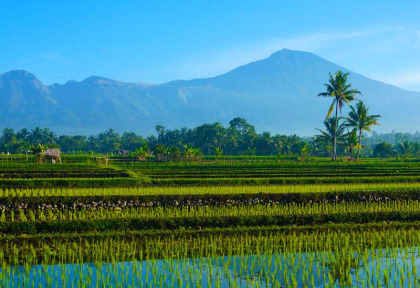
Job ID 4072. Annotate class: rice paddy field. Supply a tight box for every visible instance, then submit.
[1,158,420,287]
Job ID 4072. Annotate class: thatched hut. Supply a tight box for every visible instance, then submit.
[43,148,61,163]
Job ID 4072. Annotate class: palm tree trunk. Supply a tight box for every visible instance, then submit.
[333,104,338,161]
[356,128,362,159]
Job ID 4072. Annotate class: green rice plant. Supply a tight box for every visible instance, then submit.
[4,200,420,223]
[2,182,420,197]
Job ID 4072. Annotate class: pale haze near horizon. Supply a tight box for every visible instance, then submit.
[1,0,420,92]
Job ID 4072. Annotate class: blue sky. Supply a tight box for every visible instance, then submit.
[1,0,420,91]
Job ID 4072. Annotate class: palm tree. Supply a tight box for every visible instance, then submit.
[345,101,381,159]
[396,140,411,160]
[212,147,223,161]
[318,71,361,160]
[315,117,347,160]
[344,129,359,159]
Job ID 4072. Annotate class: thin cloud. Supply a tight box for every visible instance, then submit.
[390,73,420,86]
[370,70,420,92]
[174,27,396,80]
[38,52,67,62]
[171,25,420,93]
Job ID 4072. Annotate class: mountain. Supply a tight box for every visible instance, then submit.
[0,49,419,135]
[0,70,73,128]
[48,76,160,134]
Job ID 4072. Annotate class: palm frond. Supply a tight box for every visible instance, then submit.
[326,102,335,119]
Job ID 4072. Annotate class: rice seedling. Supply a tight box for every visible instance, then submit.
[2,200,420,223]
[0,226,419,287]
[2,182,420,197]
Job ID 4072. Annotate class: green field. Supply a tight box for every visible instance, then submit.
[1,159,420,286]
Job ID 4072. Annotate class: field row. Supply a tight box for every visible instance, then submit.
[0,223,418,264]
[2,200,420,222]
[3,225,420,287]
[0,182,420,198]
[3,210,420,236]
[0,161,418,187]
[2,182,420,197]
[0,165,132,179]
[119,160,420,168]
[2,176,420,187]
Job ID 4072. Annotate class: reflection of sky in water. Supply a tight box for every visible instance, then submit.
[1,247,419,287]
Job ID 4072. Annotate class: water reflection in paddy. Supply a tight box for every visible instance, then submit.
[2,247,419,287]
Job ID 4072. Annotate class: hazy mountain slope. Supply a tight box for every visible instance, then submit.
[0,49,418,135]
[49,77,162,133]
[0,70,78,130]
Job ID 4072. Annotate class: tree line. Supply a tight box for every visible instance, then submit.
[0,119,307,157]
[0,121,418,159]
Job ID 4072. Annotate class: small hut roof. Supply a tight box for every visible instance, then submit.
[43,148,61,157]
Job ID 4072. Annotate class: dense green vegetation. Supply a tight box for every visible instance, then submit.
[1,121,419,159]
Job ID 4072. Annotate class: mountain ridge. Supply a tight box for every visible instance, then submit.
[0,49,419,135]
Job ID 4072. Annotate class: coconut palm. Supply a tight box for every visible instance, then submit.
[345,101,381,159]
[318,71,361,160]
[212,147,223,160]
[315,117,347,160]
[344,129,359,159]
[396,140,411,160]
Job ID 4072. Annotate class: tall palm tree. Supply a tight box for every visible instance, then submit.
[345,101,381,159]
[315,117,347,160]
[318,71,361,160]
